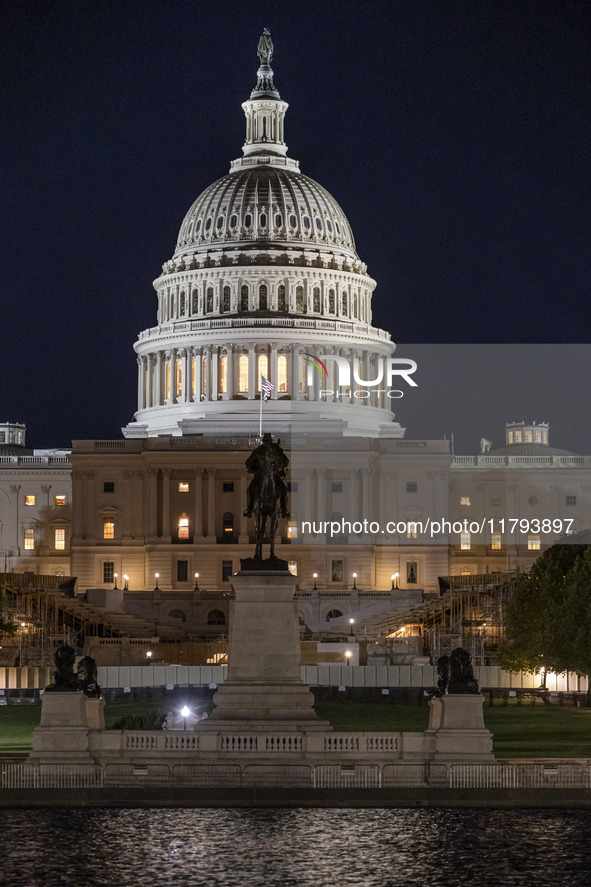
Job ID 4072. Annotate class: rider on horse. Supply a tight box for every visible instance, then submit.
[243,432,290,519]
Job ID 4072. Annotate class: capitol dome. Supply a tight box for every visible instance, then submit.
[174,166,358,260]
[124,31,403,441]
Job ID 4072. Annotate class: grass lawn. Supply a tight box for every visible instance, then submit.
[1,698,591,759]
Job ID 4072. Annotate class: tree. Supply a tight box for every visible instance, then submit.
[562,547,591,677]
[498,543,588,681]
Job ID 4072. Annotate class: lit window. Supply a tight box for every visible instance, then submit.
[55,495,66,506]
[288,560,298,576]
[178,482,189,493]
[104,482,115,493]
[407,523,418,540]
[103,519,115,540]
[24,528,35,550]
[525,430,533,443]
[515,430,522,443]
[566,495,577,506]
[277,355,287,392]
[258,354,269,390]
[176,360,182,398]
[24,495,35,506]
[287,521,298,539]
[103,562,114,583]
[507,431,514,444]
[528,534,540,551]
[220,354,227,393]
[491,533,502,550]
[191,357,196,396]
[223,512,234,535]
[165,362,171,400]
[239,355,249,392]
[460,532,471,550]
[535,430,542,443]
[542,430,548,444]
[54,528,66,550]
[460,570,471,576]
[178,513,189,540]
[406,562,418,584]
[406,482,417,493]
[460,496,470,506]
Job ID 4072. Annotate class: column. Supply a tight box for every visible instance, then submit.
[226,344,234,399]
[248,342,256,399]
[155,351,163,405]
[137,358,145,411]
[291,344,300,400]
[161,469,171,541]
[193,348,202,402]
[204,346,211,401]
[211,346,219,401]
[270,342,278,399]
[239,472,249,543]
[205,469,216,540]
[193,469,204,541]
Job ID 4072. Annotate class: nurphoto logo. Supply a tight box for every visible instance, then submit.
[303,352,418,399]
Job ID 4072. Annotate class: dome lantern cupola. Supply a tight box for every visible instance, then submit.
[239,28,289,160]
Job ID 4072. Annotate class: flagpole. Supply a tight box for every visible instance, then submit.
[259,375,263,439]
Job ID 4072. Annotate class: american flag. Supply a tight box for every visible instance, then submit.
[261,376,274,401]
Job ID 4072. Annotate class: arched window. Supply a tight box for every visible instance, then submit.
[207,609,226,625]
[342,291,348,315]
[353,291,358,318]
[295,286,304,312]
[191,357,196,397]
[277,355,287,393]
[202,355,207,395]
[219,354,227,393]
[289,214,297,228]
[175,360,182,398]
[222,286,231,313]
[205,217,212,231]
[275,214,282,228]
[179,290,186,315]
[178,513,189,541]
[326,609,343,621]
[192,289,199,314]
[313,287,321,313]
[223,511,234,538]
[258,354,268,391]
[259,284,268,310]
[277,285,286,311]
[230,214,237,228]
[169,609,186,622]
[206,287,214,313]
[259,213,267,227]
[165,362,171,400]
[239,354,249,392]
[216,216,224,229]
[240,285,249,311]
[328,289,335,314]
[244,214,252,228]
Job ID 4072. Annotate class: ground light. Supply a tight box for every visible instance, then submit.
[345,650,352,666]
[349,618,355,637]
[180,706,190,731]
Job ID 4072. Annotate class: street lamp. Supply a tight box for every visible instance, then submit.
[391,572,399,590]
[180,705,190,731]
[313,572,318,590]
[349,618,355,637]
[352,572,358,590]
[113,572,118,590]
[153,618,158,637]
[124,573,129,590]
[345,650,352,666]
[154,573,160,591]
[146,650,153,661]
[194,572,200,592]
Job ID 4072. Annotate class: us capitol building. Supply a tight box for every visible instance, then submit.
[1,34,589,641]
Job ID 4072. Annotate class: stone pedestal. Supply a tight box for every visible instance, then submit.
[207,571,324,725]
[427,694,494,762]
[30,692,105,762]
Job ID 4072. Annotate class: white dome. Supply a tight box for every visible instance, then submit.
[175,166,357,259]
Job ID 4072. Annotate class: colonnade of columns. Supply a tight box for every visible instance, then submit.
[137,344,393,412]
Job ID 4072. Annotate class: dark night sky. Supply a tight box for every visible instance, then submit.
[2,1,590,451]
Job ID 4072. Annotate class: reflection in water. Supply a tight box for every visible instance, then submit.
[2,807,591,887]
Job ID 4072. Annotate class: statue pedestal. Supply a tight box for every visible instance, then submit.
[30,692,105,763]
[207,571,324,726]
[427,694,494,762]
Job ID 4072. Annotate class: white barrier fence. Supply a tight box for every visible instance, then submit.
[3,761,591,790]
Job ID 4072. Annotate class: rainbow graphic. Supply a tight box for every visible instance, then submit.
[302,353,328,377]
